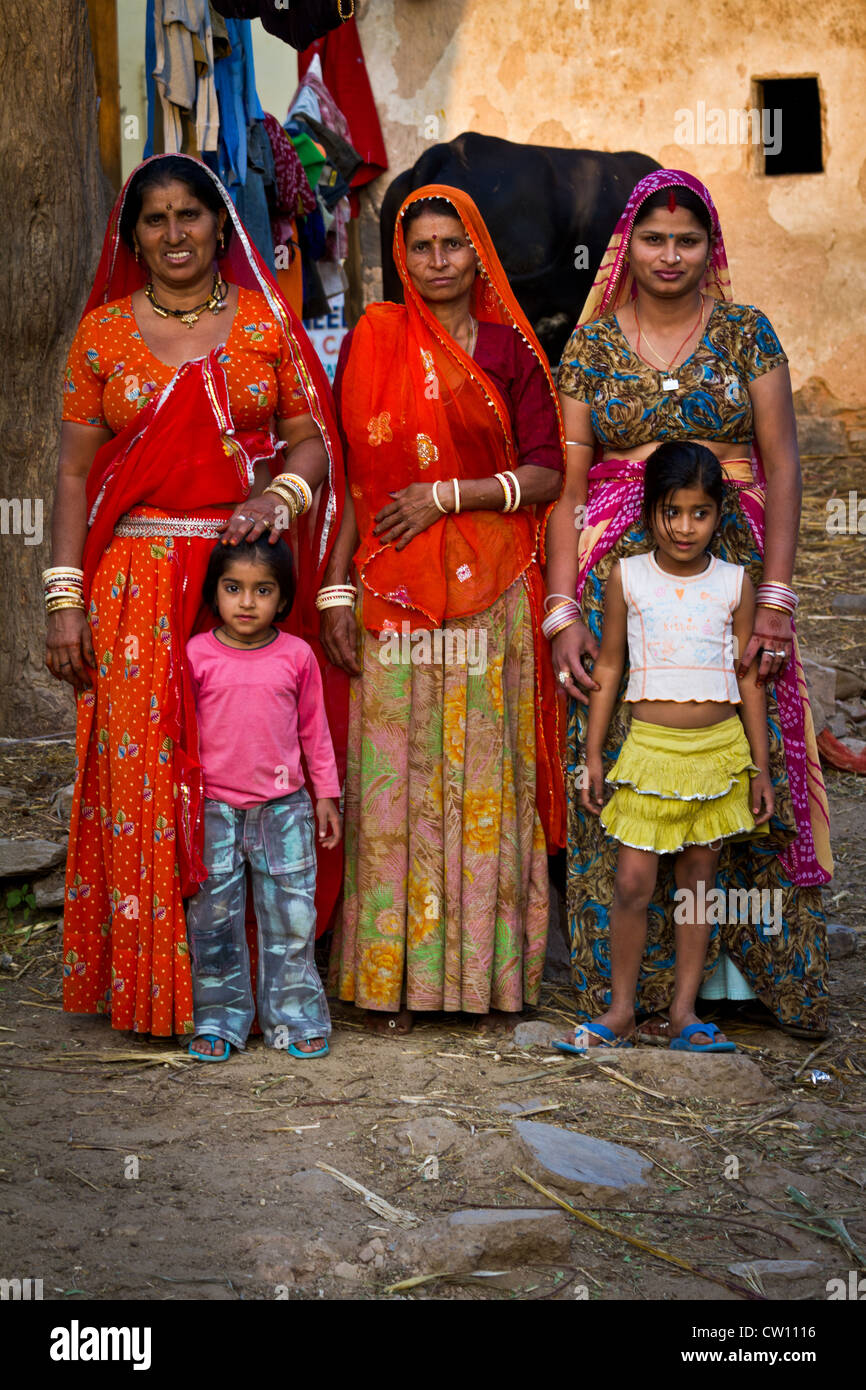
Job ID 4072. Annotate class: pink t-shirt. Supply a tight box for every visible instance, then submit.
[186,629,341,809]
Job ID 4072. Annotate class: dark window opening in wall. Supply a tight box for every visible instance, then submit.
[759,78,823,175]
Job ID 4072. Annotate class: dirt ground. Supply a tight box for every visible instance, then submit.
[1,458,864,1303]
[0,762,864,1304]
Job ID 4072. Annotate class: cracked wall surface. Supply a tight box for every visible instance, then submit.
[355,0,866,409]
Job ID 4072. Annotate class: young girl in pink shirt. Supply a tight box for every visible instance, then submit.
[185,535,341,1061]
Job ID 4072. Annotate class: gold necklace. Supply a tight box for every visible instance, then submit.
[144,272,228,328]
[634,295,706,391]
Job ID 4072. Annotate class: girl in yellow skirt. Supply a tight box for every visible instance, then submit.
[555,441,774,1054]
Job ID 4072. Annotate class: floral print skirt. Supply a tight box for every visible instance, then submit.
[62,527,215,1037]
[329,578,549,1014]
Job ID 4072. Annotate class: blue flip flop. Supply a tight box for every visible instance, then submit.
[188,1034,232,1062]
[552,1023,634,1055]
[669,1022,737,1053]
[286,1039,330,1059]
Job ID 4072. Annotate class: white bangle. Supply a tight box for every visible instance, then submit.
[452,478,461,514]
[431,480,447,514]
[503,469,521,511]
[494,472,512,510]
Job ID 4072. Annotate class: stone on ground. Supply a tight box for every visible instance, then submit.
[386,1115,462,1156]
[831,593,866,614]
[0,838,65,879]
[581,1048,777,1103]
[512,1020,561,1048]
[513,1119,652,1197]
[33,870,66,909]
[51,783,75,824]
[393,1206,571,1274]
[827,922,858,959]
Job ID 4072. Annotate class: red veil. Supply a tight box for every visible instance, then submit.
[79,155,347,914]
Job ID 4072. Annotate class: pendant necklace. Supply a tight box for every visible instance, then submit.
[145,272,228,328]
[635,295,706,391]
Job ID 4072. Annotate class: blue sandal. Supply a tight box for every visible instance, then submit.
[552,1023,634,1055]
[669,1022,737,1053]
[188,1034,232,1062]
[286,1039,329,1059]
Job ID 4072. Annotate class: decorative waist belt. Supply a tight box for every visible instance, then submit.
[114,513,226,540]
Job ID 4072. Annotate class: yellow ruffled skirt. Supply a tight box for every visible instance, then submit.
[601,716,763,854]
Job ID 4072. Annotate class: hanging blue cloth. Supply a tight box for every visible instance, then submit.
[143,0,157,158]
[214,18,265,192]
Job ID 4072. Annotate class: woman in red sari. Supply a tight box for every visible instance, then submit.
[47,154,343,1042]
[322,186,565,1033]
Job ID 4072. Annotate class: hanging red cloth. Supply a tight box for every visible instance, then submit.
[298,17,388,189]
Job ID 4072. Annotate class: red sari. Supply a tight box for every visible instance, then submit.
[61,155,344,1035]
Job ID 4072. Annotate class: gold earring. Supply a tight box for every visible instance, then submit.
[133,242,141,263]
[218,229,225,253]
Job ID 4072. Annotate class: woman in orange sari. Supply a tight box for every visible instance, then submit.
[322,186,565,1033]
[47,154,343,1042]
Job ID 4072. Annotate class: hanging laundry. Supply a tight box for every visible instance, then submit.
[298,16,387,188]
[263,113,317,221]
[234,120,277,271]
[288,53,351,144]
[210,1,354,51]
[213,15,264,188]
[150,0,219,155]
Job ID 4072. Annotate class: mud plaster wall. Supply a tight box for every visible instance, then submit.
[355,0,866,419]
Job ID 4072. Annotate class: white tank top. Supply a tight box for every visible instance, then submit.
[621,551,744,703]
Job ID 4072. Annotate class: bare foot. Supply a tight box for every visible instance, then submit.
[669,1009,730,1048]
[554,1009,636,1050]
[636,1013,671,1045]
[364,1009,413,1036]
[467,1010,519,1033]
[189,1034,230,1059]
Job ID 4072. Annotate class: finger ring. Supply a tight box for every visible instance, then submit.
[237,514,249,522]
[558,669,570,685]
[769,650,787,658]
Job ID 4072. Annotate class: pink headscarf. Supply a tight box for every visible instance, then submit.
[578,168,733,325]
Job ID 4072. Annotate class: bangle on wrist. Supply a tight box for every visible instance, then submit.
[451,478,461,514]
[494,472,512,510]
[431,480,447,514]
[501,469,521,512]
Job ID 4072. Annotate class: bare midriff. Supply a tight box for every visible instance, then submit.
[601,441,752,465]
[630,699,738,729]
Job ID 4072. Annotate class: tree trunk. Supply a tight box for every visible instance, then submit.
[0,0,112,735]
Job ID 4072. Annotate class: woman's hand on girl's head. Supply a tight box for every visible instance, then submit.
[218,493,284,548]
[320,605,360,676]
[45,609,95,693]
[316,797,342,849]
[550,620,600,705]
[373,484,441,550]
[750,768,775,825]
[579,753,605,815]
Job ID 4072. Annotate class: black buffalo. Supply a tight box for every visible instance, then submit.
[380,132,660,365]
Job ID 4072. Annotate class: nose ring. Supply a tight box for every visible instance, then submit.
[674,254,681,262]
